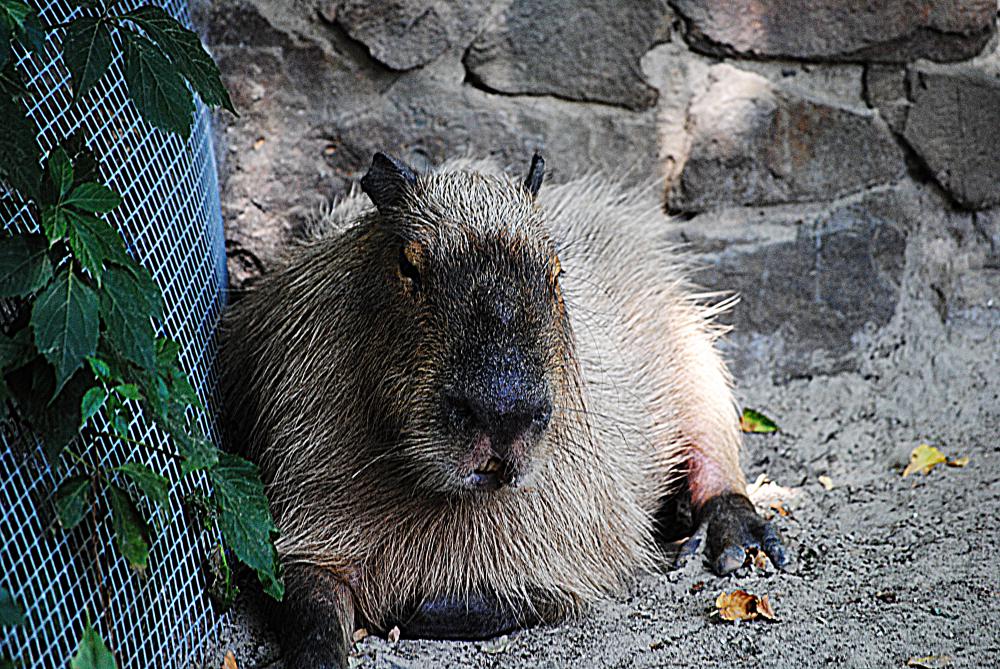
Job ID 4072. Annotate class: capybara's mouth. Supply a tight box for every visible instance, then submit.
[465,456,511,490]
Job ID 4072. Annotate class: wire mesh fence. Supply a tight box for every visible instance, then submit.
[0,0,226,666]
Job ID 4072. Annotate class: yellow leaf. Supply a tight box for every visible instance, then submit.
[818,475,834,491]
[223,651,239,669]
[907,655,952,668]
[902,444,947,477]
[714,589,776,622]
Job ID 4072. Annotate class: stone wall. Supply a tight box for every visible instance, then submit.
[195,0,1000,383]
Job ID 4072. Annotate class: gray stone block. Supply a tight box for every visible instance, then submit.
[674,187,910,381]
[673,0,995,63]
[464,0,672,110]
[330,0,491,71]
[667,65,905,212]
[903,57,1000,210]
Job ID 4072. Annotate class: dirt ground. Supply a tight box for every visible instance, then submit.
[215,232,1000,669]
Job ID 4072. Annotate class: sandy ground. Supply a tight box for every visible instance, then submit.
[217,252,1000,669]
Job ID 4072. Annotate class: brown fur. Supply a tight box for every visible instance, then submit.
[219,158,746,633]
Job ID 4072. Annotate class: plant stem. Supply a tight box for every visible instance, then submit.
[64,448,101,477]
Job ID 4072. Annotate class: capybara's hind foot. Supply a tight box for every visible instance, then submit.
[701,492,788,575]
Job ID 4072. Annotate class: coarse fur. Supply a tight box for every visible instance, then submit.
[220,157,749,638]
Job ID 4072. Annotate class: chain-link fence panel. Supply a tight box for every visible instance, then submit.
[0,1,226,666]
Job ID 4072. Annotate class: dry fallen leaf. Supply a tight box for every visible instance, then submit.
[752,550,772,571]
[746,474,799,510]
[907,655,952,668]
[253,137,266,150]
[818,475,834,491]
[352,627,369,643]
[223,651,238,669]
[769,500,791,517]
[903,445,968,477]
[714,590,777,622]
[387,625,400,644]
[903,444,947,476]
[740,408,779,433]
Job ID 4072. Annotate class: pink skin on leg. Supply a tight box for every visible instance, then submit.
[687,447,743,510]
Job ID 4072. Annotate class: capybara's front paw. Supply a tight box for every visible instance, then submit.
[701,492,788,575]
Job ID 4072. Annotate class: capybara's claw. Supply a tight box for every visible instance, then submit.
[701,492,789,575]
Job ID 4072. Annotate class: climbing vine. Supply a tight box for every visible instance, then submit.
[0,1,281,665]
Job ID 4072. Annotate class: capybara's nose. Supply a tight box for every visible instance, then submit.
[444,390,552,442]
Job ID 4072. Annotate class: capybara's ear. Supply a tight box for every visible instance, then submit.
[361,152,417,211]
[523,152,544,198]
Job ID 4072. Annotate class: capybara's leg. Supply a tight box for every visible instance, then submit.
[657,304,788,574]
[276,564,355,669]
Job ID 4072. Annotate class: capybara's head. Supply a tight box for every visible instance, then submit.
[360,153,575,495]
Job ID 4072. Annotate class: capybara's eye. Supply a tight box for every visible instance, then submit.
[398,241,422,292]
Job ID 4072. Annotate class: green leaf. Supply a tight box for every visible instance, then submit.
[0,0,42,52]
[86,355,111,381]
[110,411,127,439]
[63,16,113,101]
[70,618,116,669]
[31,267,99,396]
[122,32,194,139]
[0,327,32,370]
[0,233,53,297]
[169,365,202,410]
[115,462,169,514]
[210,453,283,599]
[62,134,100,187]
[99,265,155,371]
[170,429,219,476]
[66,210,131,282]
[80,386,107,426]
[112,383,140,400]
[47,146,73,198]
[122,6,235,114]
[739,408,779,434]
[41,207,67,241]
[155,337,180,368]
[107,483,149,571]
[64,182,121,213]
[0,587,25,627]
[12,361,90,461]
[54,474,91,529]
[0,96,41,197]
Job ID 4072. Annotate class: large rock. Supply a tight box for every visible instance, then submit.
[464,0,672,111]
[902,58,1000,210]
[667,64,905,212]
[673,187,913,381]
[329,0,491,70]
[198,0,657,287]
[672,0,995,63]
